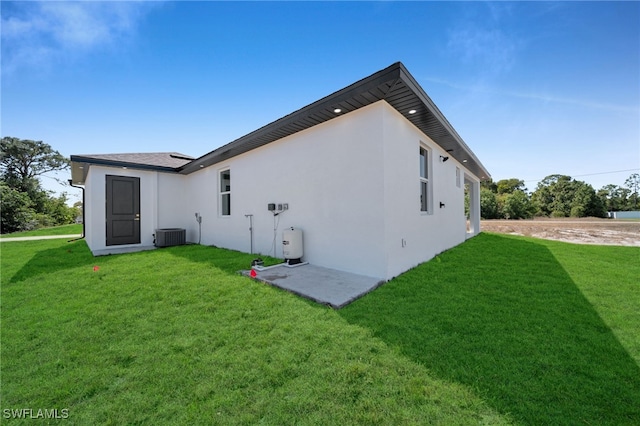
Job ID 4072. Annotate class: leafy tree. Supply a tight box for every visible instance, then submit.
[1,137,74,233]
[500,190,535,219]
[1,137,69,210]
[624,173,639,210]
[532,174,605,218]
[44,193,79,225]
[571,183,606,218]
[1,137,69,187]
[480,188,500,219]
[480,179,497,193]
[0,182,35,233]
[597,184,630,212]
[496,178,526,195]
[534,175,578,216]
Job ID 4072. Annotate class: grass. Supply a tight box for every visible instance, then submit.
[341,233,640,425]
[1,239,507,425]
[1,234,639,424]
[0,224,83,238]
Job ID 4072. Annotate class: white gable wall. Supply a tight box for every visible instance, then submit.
[83,166,158,254]
[83,165,190,254]
[379,102,471,279]
[80,101,481,279]
[185,102,388,278]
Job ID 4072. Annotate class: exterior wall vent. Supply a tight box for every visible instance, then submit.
[155,228,186,247]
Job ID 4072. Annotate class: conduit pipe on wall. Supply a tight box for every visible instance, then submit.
[244,214,254,254]
[68,179,85,240]
[195,212,202,244]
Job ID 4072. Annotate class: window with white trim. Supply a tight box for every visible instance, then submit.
[219,169,231,216]
[419,146,431,213]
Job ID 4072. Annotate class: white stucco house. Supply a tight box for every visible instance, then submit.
[71,62,490,281]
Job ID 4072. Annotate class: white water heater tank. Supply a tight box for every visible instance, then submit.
[282,227,303,260]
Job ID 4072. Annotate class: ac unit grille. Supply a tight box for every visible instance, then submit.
[155,228,186,247]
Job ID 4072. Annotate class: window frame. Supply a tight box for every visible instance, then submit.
[456,166,461,188]
[419,145,432,214]
[219,168,231,217]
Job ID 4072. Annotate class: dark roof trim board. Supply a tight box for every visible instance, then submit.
[178,62,490,179]
[72,152,194,168]
[70,152,193,184]
[71,63,490,182]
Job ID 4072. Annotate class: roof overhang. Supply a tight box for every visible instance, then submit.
[70,153,191,185]
[179,62,490,180]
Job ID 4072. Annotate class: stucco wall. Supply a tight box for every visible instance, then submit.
[156,173,193,238]
[81,100,482,279]
[184,102,388,278]
[379,102,470,279]
[83,165,175,254]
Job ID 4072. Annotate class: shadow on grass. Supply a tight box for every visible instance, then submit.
[6,240,277,285]
[340,233,640,425]
[7,239,96,284]
[166,244,281,275]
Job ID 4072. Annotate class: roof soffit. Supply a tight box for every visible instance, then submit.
[179,62,490,180]
[69,152,193,185]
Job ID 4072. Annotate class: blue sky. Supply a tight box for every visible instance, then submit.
[2,1,639,204]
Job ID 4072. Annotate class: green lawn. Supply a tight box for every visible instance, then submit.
[1,234,638,424]
[0,224,83,238]
[342,233,640,425]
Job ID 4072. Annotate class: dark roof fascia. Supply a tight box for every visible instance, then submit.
[178,63,403,175]
[70,155,179,174]
[396,64,490,179]
[178,62,490,180]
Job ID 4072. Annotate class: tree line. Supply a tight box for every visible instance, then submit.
[1,137,80,234]
[479,173,640,220]
[2,136,638,233]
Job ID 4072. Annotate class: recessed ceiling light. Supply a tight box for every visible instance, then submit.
[462,159,468,163]
[408,109,417,114]
[199,165,204,168]
[333,108,342,113]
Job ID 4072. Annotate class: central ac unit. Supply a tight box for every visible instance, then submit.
[155,228,186,247]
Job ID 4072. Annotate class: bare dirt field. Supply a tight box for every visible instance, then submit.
[481,218,640,247]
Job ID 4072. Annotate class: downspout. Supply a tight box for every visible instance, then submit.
[68,179,85,240]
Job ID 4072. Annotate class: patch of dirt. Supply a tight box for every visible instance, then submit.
[481,218,640,247]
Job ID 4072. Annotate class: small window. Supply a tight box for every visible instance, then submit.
[456,167,461,188]
[219,169,231,216]
[419,147,430,213]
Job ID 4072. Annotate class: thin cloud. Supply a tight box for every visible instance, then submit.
[1,1,155,74]
[424,77,639,114]
[445,3,522,76]
[447,27,518,75]
[505,90,639,114]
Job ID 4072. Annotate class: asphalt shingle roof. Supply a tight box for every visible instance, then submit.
[72,152,194,169]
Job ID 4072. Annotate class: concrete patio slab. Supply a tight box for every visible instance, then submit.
[242,263,384,309]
